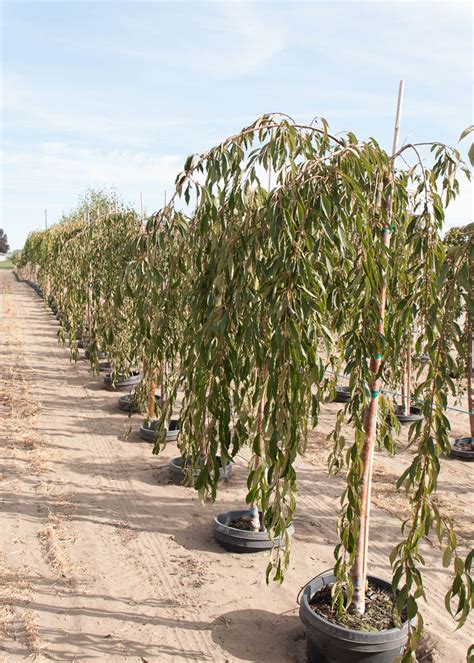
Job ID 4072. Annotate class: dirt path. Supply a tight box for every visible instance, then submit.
[0,270,471,662]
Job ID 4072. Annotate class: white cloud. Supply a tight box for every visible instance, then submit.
[1,144,184,247]
[3,143,183,190]
[444,180,473,230]
[111,2,288,80]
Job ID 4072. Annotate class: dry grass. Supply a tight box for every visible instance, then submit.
[22,609,41,653]
[38,523,70,578]
[0,553,37,652]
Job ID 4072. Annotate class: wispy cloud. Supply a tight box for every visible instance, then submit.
[108,2,288,80]
[2,143,184,246]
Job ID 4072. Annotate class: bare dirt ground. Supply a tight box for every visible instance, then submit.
[0,270,472,663]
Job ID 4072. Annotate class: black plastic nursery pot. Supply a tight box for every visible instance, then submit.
[299,573,409,663]
[140,418,180,442]
[169,455,233,484]
[119,393,163,416]
[333,386,351,403]
[98,362,113,373]
[213,509,295,553]
[85,348,107,360]
[117,394,141,413]
[103,371,142,392]
[450,437,474,461]
[393,405,423,424]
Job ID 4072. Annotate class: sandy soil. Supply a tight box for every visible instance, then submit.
[0,270,471,663]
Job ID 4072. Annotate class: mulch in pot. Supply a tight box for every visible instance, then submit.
[309,581,402,632]
[229,514,264,532]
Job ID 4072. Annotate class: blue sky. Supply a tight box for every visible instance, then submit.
[1,0,472,249]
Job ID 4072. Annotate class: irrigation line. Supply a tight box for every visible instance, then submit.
[325,370,473,416]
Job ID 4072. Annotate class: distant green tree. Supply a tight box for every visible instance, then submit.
[0,229,9,254]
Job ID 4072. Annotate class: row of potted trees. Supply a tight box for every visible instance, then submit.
[15,113,473,662]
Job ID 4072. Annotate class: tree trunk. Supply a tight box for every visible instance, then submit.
[350,265,389,614]
[350,80,404,615]
[402,340,411,416]
[467,316,473,438]
[148,377,156,419]
[250,384,265,532]
[87,284,92,339]
[160,360,166,402]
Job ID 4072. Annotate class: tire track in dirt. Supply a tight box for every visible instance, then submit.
[0,272,76,660]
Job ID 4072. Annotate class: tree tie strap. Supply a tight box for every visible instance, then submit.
[371,390,380,398]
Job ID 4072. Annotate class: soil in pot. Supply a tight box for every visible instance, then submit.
[450,437,474,461]
[309,580,401,632]
[229,514,265,532]
[213,509,294,553]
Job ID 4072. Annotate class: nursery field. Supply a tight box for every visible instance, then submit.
[0,269,472,662]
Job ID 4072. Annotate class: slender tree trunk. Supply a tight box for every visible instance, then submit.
[350,255,390,613]
[87,284,92,340]
[160,360,166,402]
[467,316,473,438]
[148,366,156,420]
[402,339,412,416]
[250,381,265,532]
[350,80,404,615]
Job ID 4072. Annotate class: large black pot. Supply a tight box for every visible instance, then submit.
[169,455,233,483]
[450,437,474,461]
[213,509,294,553]
[333,386,351,404]
[117,394,141,413]
[85,348,107,360]
[394,405,423,424]
[103,371,142,392]
[140,418,180,442]
[299,573,409,663]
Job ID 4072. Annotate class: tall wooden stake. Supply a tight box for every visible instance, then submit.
[351,80,404,614]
